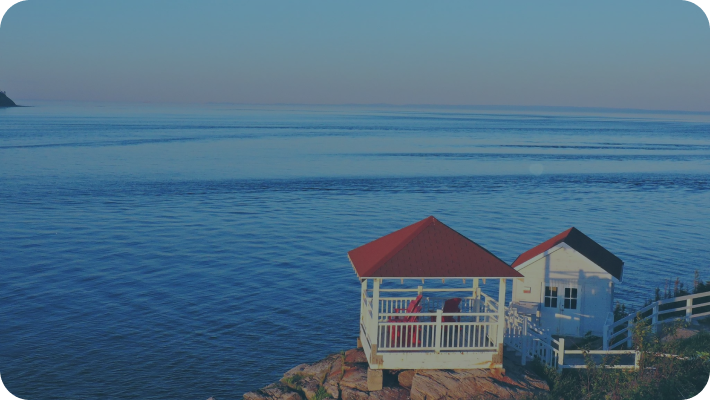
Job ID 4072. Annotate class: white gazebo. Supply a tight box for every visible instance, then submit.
[348,216,523,390]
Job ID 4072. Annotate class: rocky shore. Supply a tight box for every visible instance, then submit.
[243,348,549,400]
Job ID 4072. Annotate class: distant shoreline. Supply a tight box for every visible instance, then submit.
[2,99,710,115]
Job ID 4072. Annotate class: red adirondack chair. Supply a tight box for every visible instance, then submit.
[430,297,462,322]
[442,298,462,322]
[435,298,462,347]
[388,294,423,347]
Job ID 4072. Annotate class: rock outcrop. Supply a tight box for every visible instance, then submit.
[243,348,549,400]
[409,366,549,400]
[0,91,17,107]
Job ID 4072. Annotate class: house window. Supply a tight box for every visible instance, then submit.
[544,286,558,308]
[564,287,578,310]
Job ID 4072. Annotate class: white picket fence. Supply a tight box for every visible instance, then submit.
[603,291,710,350]
[504,306,641,371]
[503,291,710,370]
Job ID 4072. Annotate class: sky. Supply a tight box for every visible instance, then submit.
[1,0,710,111]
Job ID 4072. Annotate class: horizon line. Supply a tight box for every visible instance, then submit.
[7,98,710,116]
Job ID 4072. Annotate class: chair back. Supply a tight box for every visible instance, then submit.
[442,297,462,322]
[403,304,423,322]
[405,294,423,313]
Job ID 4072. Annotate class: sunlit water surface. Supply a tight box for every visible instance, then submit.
[1,103,710,399]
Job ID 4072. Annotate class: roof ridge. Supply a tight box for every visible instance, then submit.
[358,216,435,277]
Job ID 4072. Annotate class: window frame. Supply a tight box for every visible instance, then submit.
[563,286,578,310]
[544,286,558,308]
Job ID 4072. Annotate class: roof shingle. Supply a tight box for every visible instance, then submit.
[348,216,523,279]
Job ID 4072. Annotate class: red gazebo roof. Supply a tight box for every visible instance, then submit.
[347,216,523,279]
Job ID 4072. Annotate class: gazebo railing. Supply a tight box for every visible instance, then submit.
[376,312,500,352]
[362,294,501,353]
[481,292,499,314]
[378,296,488,320]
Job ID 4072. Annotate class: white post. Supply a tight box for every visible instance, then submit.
[557,337,565,371]
[472,279,480,322]
[686,298,693,323]
[361,279,367,325]
[652,304,659,334]
[496,279,506,348]
[602,321,609,351]
[627,319,633,348]
[634,350,641,371]
[372,279,380,348]
[434,309,443,354]
[521,316,528,366]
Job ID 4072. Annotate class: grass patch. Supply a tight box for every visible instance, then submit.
[312,386,333,400]
[282,374,304,390]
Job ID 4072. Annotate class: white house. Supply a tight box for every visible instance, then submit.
[510,227,624,338]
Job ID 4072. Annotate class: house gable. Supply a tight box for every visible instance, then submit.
[512,227,623,281]
[514,243,618,283]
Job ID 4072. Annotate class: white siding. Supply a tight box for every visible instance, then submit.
[512,244,615,337]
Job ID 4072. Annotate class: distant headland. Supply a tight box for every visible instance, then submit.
[0,91,19,107]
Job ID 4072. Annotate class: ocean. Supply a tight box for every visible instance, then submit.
[1,102,709,399]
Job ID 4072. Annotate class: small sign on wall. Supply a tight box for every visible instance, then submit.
[523,286,531,294]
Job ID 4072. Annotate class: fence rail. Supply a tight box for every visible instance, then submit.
[603,291,710,350]
[504,306,641,371]
[504,306,560,369]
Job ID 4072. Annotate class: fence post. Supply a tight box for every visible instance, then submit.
[634,350,641,371]
[521,317,528,366]
[434,309,443,354]
[627,319,633,348]
[557,337,565,372]
[603,322,609,351]
[652,303,659,334]
[686,298,693,323]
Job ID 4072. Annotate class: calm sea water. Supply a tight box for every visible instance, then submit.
[1,103,710,399]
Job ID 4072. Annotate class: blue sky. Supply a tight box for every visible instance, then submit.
[1,0,710,111]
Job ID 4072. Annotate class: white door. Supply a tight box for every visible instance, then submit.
[559,284,581,336]
[540,280,581,336]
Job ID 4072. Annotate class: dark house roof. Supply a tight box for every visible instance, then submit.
[511,227,624,281]
[348,216,523,279]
